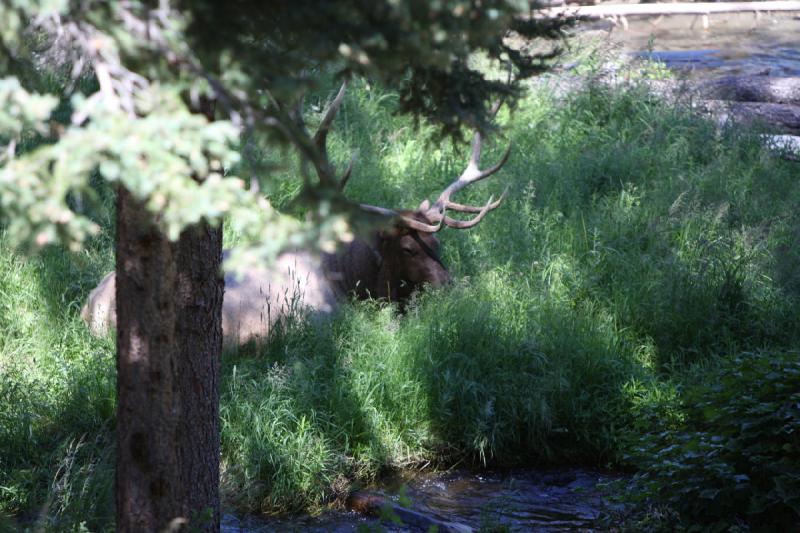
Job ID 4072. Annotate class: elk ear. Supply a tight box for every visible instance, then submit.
[376,227,395,243]
[376,226,402,251]
[419,199,430,211]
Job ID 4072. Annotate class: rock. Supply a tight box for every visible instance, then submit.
[761,134,800,161]
[346,491,473,533]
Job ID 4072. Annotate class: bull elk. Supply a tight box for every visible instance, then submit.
[81,81,510,346]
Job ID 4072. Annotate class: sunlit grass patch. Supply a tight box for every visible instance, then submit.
[0,237,116,531]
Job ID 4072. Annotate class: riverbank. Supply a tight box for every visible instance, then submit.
[2,43,799,531]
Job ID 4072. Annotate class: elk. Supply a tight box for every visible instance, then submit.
[81,81,509,346]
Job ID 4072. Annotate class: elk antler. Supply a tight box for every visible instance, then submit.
[358,101,509,233]
[302,82,508,234]
[295,79,355,189]
[425,99,510,228]
[314,80,356,190]
[358,203,446,233]
[298,80,445,232]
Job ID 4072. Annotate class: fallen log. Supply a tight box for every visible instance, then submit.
[538,1,800,19]
[761,134,800,161]
[615,75,800,134]
[697,76,800,106]
[699,100,800,134]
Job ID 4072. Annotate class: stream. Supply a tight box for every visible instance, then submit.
[591,12,800,77]
[222,468,621,532]
[223,12,799,533]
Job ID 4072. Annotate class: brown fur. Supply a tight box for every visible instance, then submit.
[82,212,450,346]
[323,212,450,302]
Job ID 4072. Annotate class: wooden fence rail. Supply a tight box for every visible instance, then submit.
[537,1,800,29]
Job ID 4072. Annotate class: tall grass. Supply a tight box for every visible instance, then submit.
[0,238,115,531]
[2,69,799,529]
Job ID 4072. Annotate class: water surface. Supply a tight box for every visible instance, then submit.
[586,13,800,77]
[222,468,619,532]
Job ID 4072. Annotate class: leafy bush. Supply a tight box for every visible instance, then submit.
[623,352,800,531]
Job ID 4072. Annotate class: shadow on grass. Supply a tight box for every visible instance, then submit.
[215,277,653,517]
[403,281,648,467]
[219,308,397,515]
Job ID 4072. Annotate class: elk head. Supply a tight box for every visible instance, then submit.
[371,211,450,302]
[359,100,510,302]
[304,80,509,304]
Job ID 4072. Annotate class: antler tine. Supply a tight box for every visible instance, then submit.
[311,79,354,189]
[433,141,511,210]
[489,96,505,117]
[440,186,508,214]
[313,79,349,154]
[359,204,446,233]
[464,96,506,170]
[338,151,357,190]
[442,194,497,229]
[292,92,308,134]
[464,98,503,170]
[431,98,510,210]
[427,187,507,228]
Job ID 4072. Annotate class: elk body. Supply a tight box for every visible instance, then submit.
[81,82,509,346]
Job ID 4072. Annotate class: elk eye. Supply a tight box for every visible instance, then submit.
[402,247,416,257]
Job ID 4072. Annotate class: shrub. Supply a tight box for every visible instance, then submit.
[622,352,800,531]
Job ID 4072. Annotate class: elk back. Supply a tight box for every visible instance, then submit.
[80,251,338,347]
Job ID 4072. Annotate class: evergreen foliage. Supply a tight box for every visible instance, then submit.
[0,0,566,266]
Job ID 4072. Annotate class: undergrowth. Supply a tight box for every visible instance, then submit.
[2,68,799,530]
[615,351,800,531]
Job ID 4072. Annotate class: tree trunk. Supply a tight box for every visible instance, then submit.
[116,187,182,532]
[115,186,222,532]
[174,223,223,531]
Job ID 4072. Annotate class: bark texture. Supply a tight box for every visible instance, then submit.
[175,223,223,531]
[115,186,222,532]
[116,187,182,532]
